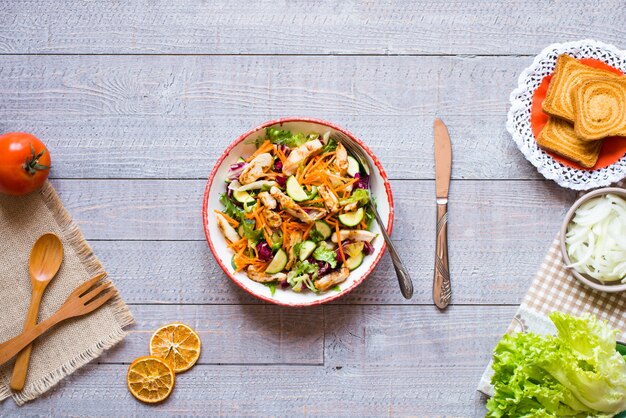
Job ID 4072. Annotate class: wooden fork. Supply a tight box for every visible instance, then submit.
[0,273,116,368]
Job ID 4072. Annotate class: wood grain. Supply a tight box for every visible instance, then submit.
[98,305,324,365]
[0,54,523,118]
[2,115,539,180]
[46,178,576,305]
[0,55,556,180]
[0,2,604,414]
[50,179,575,242]
[1,1,624,55]
[1,305,514,416]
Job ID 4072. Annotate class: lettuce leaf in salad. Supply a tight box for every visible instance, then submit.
[320,138,338,153]
[364,206,375,230]
[340,189,370,207]
[287,260,319,292]
[219,194,263,243]
[265,127,310,148]
[240,218,264,244]
[487,312,626,417]
[219,193,244,221]
[312,245,337,268]
[309,228,325,242]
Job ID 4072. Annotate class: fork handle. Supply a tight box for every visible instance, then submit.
[0,311,67,368]
[433,202,451,309]
[370,202,413,299]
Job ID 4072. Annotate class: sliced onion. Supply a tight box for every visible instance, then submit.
[565,194,626,282]
[226,162,248,181]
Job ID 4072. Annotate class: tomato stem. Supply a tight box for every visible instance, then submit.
[24,143,50,175]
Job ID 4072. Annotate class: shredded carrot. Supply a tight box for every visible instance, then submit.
[305,198,324,205]
[274,146,287,164]
[228,238,247,252]
[303,222,315,240]
[281,221,290,248]
[296,164,306,183]
[245,204,263,220]
[333,177,358,192]
[214,210,240,228]
[359,219,367,230]
[246,140,273,162]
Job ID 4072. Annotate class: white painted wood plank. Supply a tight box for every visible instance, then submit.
[0,55,551,180]
[1,305,512,416]
[0,54,524,117]
[4,115,538,180]
[1,1,624,55]
[2,364,489,416]
[96,305,323,364]
[49,178,574,240]
[43,178,575,305]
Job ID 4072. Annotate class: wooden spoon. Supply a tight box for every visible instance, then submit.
[9,233,64,391]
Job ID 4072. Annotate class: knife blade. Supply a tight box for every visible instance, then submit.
[433,118,452,309]
[434,119,452,200]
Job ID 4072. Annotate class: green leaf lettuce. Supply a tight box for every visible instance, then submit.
[487,312,626,417]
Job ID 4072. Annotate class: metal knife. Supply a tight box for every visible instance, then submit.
[433,118,452,309]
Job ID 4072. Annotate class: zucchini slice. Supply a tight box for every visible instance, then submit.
[347,156,360,177]
[265,249,288,274]
[314,220,333,240]
[343,242,365,271]
[339,208,364,227]
[344,252,364,270]
[233,189,255,204]
[286,176,309,202]
[298,240,317,261]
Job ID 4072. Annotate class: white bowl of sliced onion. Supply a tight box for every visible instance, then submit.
[560,187,626,293]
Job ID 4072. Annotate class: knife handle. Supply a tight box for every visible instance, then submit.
[433,201,451,309]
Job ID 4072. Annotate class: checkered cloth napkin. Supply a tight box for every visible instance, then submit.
[478,181,626,396]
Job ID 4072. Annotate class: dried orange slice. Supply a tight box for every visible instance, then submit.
[149,322,201,373]
[127,356,175,403]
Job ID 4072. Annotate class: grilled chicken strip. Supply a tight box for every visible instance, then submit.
[335,143,349,174]
[263,206,282,228]
[246,266,287,283]
[239,153,273,184]
[282,139,323,176]
[331,230,377,243]
[317,184,339,214]
[286,230,303,270]
[215,213,240,243]
[270,186,326,224]
[258,191,277,209]
[342,201,358,212]
[315,267,350,291]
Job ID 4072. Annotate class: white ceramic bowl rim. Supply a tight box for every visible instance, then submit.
[559,187,626,293]
[202,117,394,306]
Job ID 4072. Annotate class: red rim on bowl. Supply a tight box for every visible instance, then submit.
[202,117,394,307]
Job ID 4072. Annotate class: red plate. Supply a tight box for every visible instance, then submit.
[530,58,626,171]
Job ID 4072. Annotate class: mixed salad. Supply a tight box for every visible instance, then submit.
[214,127,377,295]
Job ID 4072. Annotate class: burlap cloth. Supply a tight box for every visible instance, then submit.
[479,180,626,396]
[0,182,133,405]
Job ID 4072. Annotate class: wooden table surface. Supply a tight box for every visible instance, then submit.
[2,1,625,416]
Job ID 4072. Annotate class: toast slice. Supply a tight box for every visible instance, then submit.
[574,77,626,140]
[536,117,602,168]
[542,54,620,123]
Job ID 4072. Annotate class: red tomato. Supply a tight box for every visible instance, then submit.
[0,132,51,196]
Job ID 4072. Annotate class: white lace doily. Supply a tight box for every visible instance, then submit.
[507,39,626,190]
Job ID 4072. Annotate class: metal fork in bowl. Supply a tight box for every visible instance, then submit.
[331,132,414,299]
[0,273,116,367]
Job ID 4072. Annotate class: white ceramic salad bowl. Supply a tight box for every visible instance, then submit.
[202,117,394,307]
